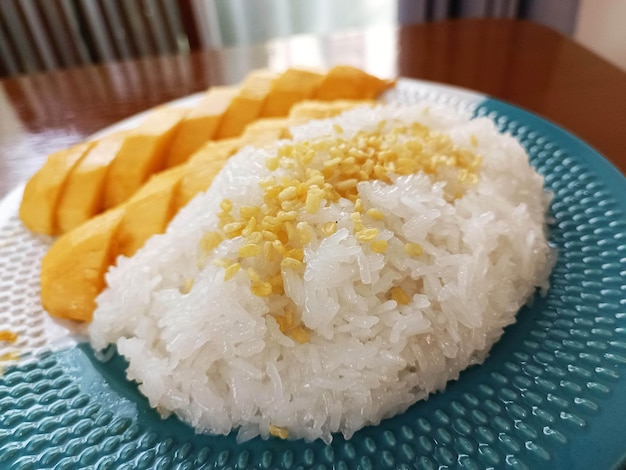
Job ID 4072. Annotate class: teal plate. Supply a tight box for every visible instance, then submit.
[1,83,626,470]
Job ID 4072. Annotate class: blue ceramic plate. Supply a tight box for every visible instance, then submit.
[1,79,625,470]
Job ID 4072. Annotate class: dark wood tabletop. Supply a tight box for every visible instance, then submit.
[1,18,625,199]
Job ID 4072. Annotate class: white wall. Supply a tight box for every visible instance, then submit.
[575,0,626,70]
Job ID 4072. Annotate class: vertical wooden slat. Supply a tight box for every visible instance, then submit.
[61,0,95,65]
[516,0,530,18]
[71,1,98,62]
[38,0,81,68]
[162,0,191,54]
[459,0,488,17]
[178,0,202,50]
[425,0,433,21]
[155,0,179,53]
[0,19,21,76]
[94,0,121,60]
[141,0,174,55]
[54,0,89,65]
[119,0,155,57]
[0,0,43,73]
[18,0,59,71]
[33,0,69,67]
[504,0,520,18]
[100,0,136,59]
[77,0,116,63]
[13,0,48,71]
[488,0,506,17]
[448,0,462,18]
[431,0,451,21]
[491,0,520,18]
[136,0,161,54]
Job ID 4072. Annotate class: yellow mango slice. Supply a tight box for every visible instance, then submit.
[104,107,186,208]
[176,139,240,209]
[315,65,395,100]
[166,86,238,167]
[240,118,290,146]
[40,207,124,321]
[116,166,185,258]
[56,131,128,233]
[19,141,95,235]
[288,99,375,122]
[239,101,372,150]
[215,70,278,139]
[261,68,325,117]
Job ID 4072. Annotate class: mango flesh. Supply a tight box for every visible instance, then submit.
[40,208,124,321]
[175,139,240,209]
[261,68,325,117]
[215,70,278,139]
[20,141,95,235]
[176,112,305,210]
[116,167,185,258]
[315,65,396,100]
[239,101,375,145]
[289,99,375,121]
[56,132,128,233]
[104,107,186,208]
[166,87,238,167]
[240,118,291,146]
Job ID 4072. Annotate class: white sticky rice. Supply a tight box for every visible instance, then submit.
[89,103,553,443]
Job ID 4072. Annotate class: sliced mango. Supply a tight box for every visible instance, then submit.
[240,118,290,146]
[116,167,185,258]
[261,68,324,117]
[19,141,95,235]
[176,139,240,209]
[166,87,238,167]
[315,65,395,100]
[56,132,128,233]
[36,72,400,323]
[40,208,124,321]
[288,99,375,122]
[104,107,186,208]
[215,70,277,139]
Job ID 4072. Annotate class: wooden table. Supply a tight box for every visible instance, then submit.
[1,18,625,199]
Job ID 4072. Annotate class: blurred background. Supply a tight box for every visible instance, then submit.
[0,0,624,78]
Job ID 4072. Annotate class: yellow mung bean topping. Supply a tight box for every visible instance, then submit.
[199,120,480,342]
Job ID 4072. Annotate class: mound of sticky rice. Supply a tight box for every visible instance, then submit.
[89,103,553,443]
